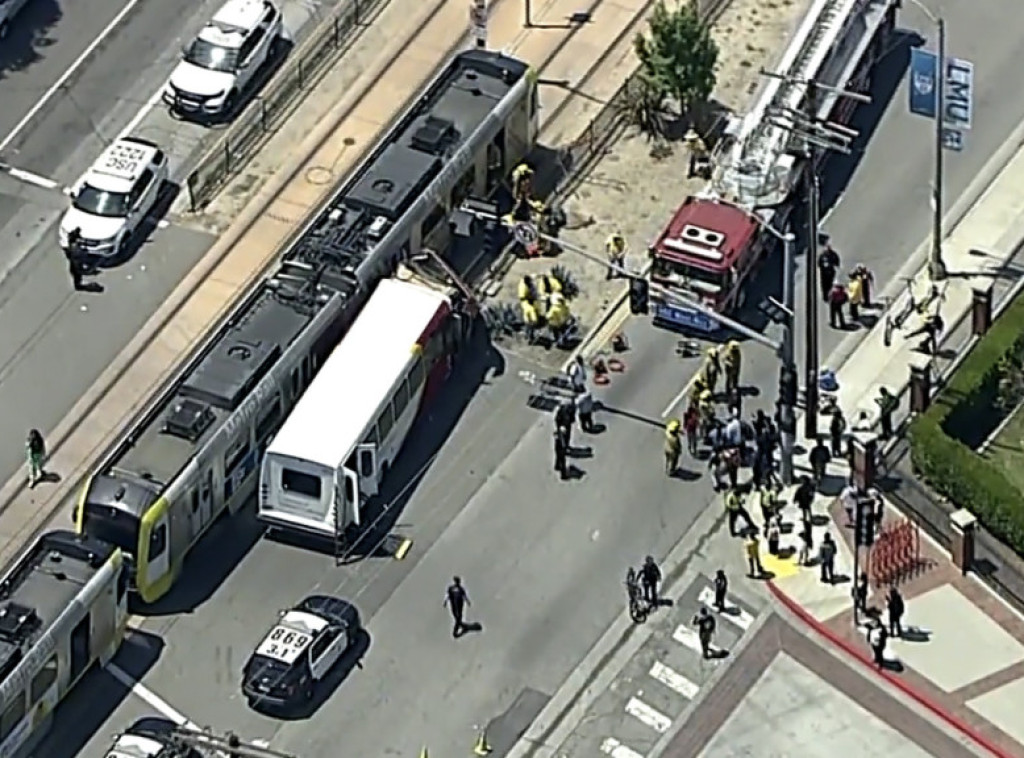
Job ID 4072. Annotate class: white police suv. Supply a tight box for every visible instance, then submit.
[242,595,360,710]
[163,0,284,118]
[59,137,168,258]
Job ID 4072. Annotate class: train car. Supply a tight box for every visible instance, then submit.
[75,49,539,605]
[0,530,128,758]
[258,275,468,541]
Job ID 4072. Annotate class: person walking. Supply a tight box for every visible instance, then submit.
[853,263,875,306]
[853,572,869,613]
[887,586,905,638]
[809,438,831,486]
[869,621,889,668]
[713,569,728,612]
[721,341,742,396]
[847,272,864,322]
[725,489,752,537]
[567,356,587,393]
[797,518,813,566]
[828,283,848,329]
[818,533,837,584]
[64,227,90,292]
[444,576,472,638]
[576,389,595,433]
[701,348,721,395]
[664,420,683,476]
[26,429,47,488]
[794,475,815,525]
[875,387,898,439]
[553,427,568,479]
[555,400,575,449]
[683,404,700,456]
[744,530,764,578]
[818,244,841,302]
[693,607,716,658]
[605,232,627,279]
[640,556,662,608]
[829,408,846,458]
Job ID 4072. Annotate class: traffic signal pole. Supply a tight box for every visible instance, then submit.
[779,231,797,485]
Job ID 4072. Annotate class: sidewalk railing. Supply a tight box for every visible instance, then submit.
[185,0,388,212]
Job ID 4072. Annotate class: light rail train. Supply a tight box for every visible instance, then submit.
[75,49,539,604]
[259,275,467,541]
[0,531,127,758]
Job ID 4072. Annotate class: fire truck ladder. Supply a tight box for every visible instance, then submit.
[741,0,854,181]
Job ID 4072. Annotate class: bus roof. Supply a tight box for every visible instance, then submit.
[265,278,448,471]
[652,197,759,271]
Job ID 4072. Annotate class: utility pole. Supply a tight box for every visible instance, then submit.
[168,728,296,758]
[778,231,797,485]
[929,17,947,280]
[761,69,869,440]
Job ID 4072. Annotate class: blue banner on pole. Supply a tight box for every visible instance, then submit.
[909,48,938,119]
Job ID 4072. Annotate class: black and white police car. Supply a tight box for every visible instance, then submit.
[242,595,360,709]
[104,720,201,758]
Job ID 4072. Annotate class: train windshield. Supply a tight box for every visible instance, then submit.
[84,503,139,555]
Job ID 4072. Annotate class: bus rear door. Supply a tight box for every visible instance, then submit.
[334,468,361,531]
[355,443,379,497]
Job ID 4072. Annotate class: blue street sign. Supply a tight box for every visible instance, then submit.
[909,48,938,119]
[909,49,975,131]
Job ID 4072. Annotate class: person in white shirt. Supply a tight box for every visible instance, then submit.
[840,479,860,525]
[724,415,743,448]
[567,355,587,393]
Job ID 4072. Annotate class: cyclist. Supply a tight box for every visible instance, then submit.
[640,556,662,607]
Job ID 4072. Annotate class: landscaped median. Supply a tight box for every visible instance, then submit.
[908,291,1024,554]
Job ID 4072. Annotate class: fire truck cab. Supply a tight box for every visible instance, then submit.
[649,197,765,333]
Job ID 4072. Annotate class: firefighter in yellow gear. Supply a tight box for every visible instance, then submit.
[689,374,708,406]
[725,489,752,537]
[758,485,780,529]
[698,389,716,435]
[512,163,534,200]
[722,340,742,395]
[701,348,721,393]
[664,419,683,475]
[684,127,710,179]
[547,291,572,341]
[605,232,627,280]
[520,298,540,344]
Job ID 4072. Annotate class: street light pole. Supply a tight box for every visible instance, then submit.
[524,0,532,27]
[780,231,797,485]
[929,16,948,280]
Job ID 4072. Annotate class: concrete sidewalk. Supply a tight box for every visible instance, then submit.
[760,124,1024,758]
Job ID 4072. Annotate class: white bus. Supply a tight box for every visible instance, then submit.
[258,276,466,540]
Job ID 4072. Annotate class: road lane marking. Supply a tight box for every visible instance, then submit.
[649,661,698,700]
[107,662,199,730]
[672,624,703,655]
[0,0,149,152]
[6,167,60,190]
[624,696,672,733]
[660,372,699,419]
[698,587,754,630]
[601,737,645,758]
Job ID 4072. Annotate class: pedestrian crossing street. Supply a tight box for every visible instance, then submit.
[554,575,763,758]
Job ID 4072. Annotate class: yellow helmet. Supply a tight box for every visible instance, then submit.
[699,389,712,401]
[706,347,717,358]
[728,340,739,350]
[666,419,681,433]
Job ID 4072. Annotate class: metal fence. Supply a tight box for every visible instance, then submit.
[185,0,388,212]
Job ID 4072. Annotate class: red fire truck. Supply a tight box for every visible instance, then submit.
[648,0,900,333]
[649,197,764,332]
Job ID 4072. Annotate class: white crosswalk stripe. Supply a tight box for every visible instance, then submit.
[601,737,646,758]
[649,661,699,699]
[625,696,672,733]
[697,587,754,630]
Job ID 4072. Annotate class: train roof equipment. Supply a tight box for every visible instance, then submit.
[87,49,530,518]
[711,0,899,208]
[0,531,118,700]
[264,277,449,472]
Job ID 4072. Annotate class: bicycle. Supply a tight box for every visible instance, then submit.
[883,277,940,347]
[625,567,649,624]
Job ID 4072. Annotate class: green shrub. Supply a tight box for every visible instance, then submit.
[908,294,1024,555]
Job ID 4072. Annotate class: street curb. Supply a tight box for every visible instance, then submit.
[766,580,1013,758]
[0,17,473,520]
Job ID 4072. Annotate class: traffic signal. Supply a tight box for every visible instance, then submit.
[854,499,876,547]
[778,363,798,407]
[629,277,649,315]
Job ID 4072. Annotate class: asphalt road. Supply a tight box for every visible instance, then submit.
[44,318,742,758]
[0,0,342,485]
